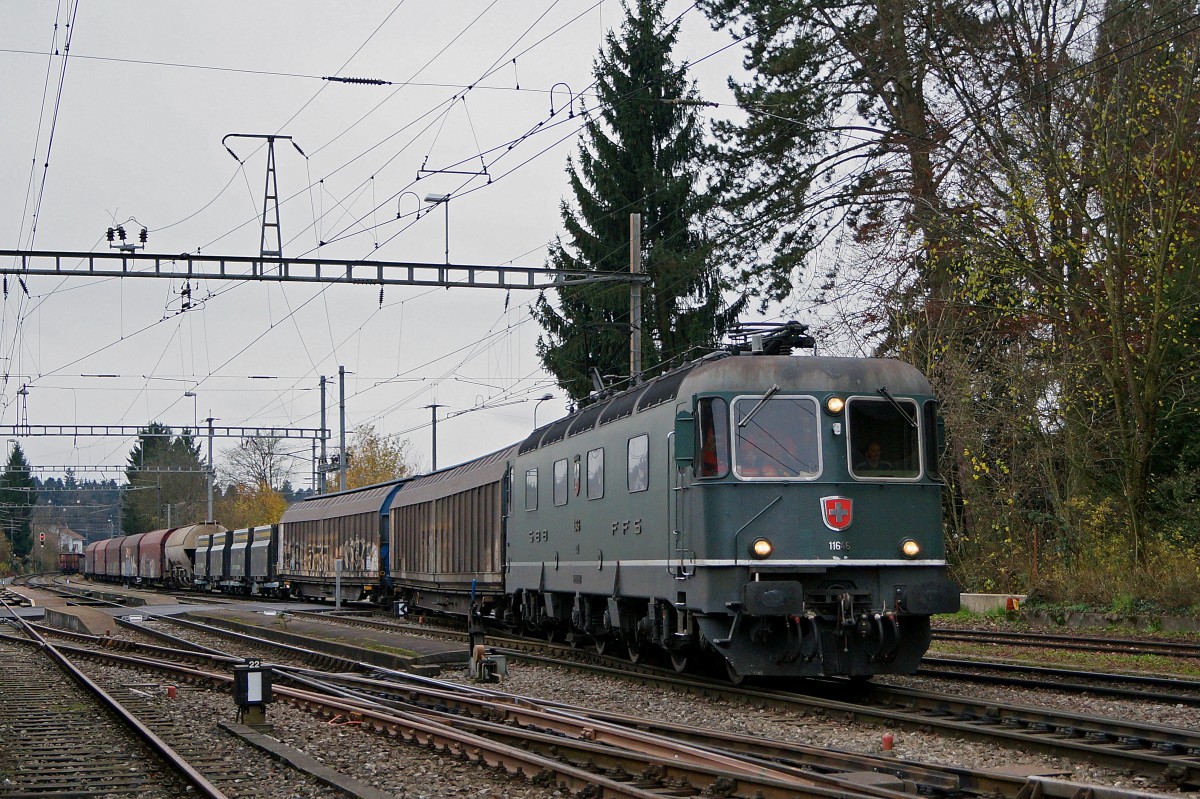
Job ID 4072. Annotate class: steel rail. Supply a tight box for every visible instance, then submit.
[933,628,1200,658]
[277,668,819,785]
[918,656,1200,706]
[281,610,1200,787]
[22,606,1176,799]
[29,619,241,665]
[177,608,1200,797]
[27,589,1200,791]
[8,634,889,799]
[277,666,962,799]
[280,669,871,794]
[489,649,1200,788]
[0,599,230,799]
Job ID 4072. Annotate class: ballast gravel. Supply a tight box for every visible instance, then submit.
[79,652,1200,799]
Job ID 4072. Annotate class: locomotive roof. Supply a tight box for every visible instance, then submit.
[519,353,932,454]
[680,354,933,395]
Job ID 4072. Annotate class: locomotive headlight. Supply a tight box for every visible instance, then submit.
[900,538,921,558]
[825,396,845,415]
[750,538,773,559]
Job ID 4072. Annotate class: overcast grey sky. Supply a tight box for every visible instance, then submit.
[0,1,754,483]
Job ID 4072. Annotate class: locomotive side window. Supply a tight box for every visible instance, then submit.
[733,395,820,479]
[553,459,568,506]
[697,397,729,478]
[848,397,921,479]
[587,448,605,499]
[627,434,649,492]
[924,400,943,481]
[525,468,539,511]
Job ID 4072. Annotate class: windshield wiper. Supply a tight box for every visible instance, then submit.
[738,384,780,427]
[877,386,917,428]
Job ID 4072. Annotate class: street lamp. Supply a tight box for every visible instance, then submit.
[425,403,445,471]
[424,193,450,264]
[533,393,555,428]
[183,391,198,431]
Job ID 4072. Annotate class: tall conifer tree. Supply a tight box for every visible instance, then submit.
[534,0,742,402]
[123,423,208,534]
[0,444,36,558]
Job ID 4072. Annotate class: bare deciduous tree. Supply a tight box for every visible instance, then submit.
[220,437,297,491]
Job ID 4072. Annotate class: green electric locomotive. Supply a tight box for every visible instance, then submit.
[391,323,960,681]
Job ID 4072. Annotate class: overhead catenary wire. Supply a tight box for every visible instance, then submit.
[96,3,648,439]
[18,6,763,467]
[11,0,1180,470]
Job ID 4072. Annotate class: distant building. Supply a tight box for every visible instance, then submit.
[57,526,85,554]
[32,524,85,554]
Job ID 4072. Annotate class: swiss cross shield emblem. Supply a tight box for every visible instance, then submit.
[821,496,853,531]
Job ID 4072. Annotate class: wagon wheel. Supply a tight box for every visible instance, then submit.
[544,626,563,644]
[626,641,645,663]
[669,650,690,673]
[725,660,746,686]
[594,635,612,656]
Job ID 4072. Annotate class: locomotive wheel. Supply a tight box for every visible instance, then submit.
[669,651,690,673]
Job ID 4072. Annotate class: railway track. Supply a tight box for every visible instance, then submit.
[9,622,934,799]
[17,582,1200,796]
[131,608,1200,795]
[16,615,1142,799]
[0,600,390,799]
[918,655,1200,706]
[0,639,196,797]
[0,598,227,798]
[276,609,1200,782]
[932,627,1200,659]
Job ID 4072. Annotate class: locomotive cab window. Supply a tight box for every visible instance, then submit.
[525,468,539,511]
[627,434,649,492]
[587,448,604,499]
[733,395,820,479]
[553,459,568,506]
[697,397,730,478]
[848,397,921,479]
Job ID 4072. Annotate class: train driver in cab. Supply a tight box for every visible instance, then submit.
[855,441,893,472]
